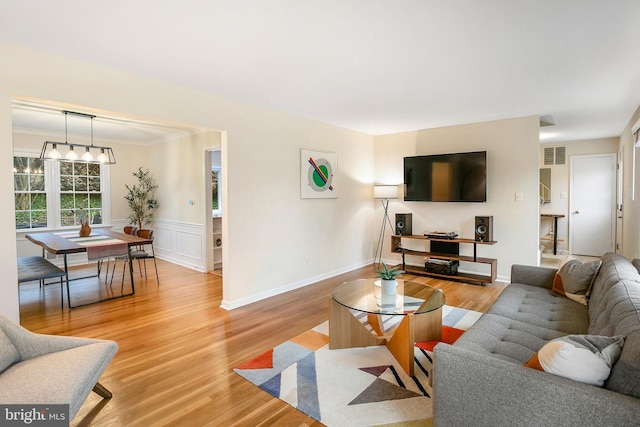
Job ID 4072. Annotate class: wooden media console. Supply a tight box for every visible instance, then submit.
[391,234,497,285]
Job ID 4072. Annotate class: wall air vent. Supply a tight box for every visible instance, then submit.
[543,146,566,166]
[555,146,566,165]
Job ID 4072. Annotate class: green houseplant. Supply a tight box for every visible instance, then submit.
[376,262,402,281]
[125,167,158,229]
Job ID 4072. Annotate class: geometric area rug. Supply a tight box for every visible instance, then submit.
[233,305,481,426]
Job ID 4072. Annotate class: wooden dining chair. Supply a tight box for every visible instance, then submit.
[130,229,159,284]
[123,225,138,236]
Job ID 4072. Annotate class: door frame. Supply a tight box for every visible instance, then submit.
[569,153,617,256]
[203,137,225,274]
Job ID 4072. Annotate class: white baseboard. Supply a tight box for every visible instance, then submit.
[220,260,371,310]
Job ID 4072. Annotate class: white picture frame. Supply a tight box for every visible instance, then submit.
[300,149,338,199]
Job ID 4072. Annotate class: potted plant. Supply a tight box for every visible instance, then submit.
[124,167,158,229]
[376,262,402,296]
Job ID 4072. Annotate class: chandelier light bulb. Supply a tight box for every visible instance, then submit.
[82,147,93,162]
[49,143,61,159]
[97,148,108,163]
[66,145,78,161]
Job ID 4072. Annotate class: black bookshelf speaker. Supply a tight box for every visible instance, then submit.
[475,216,493,242]
[395,213,412,235]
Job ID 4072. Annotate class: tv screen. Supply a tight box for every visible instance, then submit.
[404,151,487,202]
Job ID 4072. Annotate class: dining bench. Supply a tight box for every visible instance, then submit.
[17,256,67,308]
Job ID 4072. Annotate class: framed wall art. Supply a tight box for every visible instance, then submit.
[300,149,338,199]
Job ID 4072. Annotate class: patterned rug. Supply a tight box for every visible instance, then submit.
[234,305,481,426]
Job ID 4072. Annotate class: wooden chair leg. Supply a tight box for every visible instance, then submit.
[92,382,113,399]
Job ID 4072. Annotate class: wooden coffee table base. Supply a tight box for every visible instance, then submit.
[329,298,442,376]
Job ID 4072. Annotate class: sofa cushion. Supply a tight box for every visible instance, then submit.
[0,329,20,373]
[487,283,589,334]
[588,253,640,315]
[588,277,640,398]
[453,313,570,364]
[524,334,623,386]
[552,259,602,305]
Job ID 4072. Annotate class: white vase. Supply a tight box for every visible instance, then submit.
[380,279,397,307]
[381,279,397,295]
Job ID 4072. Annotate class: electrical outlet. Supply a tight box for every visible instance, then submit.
[515,192,524,202]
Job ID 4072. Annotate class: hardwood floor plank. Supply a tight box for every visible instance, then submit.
[18,259,506,426]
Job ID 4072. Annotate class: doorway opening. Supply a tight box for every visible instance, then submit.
[206,148,223,276]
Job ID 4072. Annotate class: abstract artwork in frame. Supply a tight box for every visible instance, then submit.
[300,149,338,199]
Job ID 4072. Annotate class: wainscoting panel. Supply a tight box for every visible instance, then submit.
[152,219,206,272]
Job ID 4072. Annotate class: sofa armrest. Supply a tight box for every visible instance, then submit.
[510,264,557,289]
[433,343,640,426]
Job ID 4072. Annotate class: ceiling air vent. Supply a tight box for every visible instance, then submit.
[543,146,565,166]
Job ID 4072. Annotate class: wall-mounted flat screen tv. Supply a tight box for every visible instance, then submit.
[404,151,487,202]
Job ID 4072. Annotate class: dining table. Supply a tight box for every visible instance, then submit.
[25,228,153,308]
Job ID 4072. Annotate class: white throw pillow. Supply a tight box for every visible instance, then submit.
[524,334,623,386]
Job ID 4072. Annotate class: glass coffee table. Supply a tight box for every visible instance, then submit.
[329,278,445,376]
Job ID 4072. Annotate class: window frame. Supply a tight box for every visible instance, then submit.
[211,166,221,218]
[13,155,47,229]
[13,150,111,232]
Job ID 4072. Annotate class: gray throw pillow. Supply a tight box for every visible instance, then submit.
[552,259,602,305]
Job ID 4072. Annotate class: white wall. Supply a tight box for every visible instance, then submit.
[1,42,375,322]
[539,138,619,254]
[150,132,219,225]
[145,131,221,271]
[375,116,540,281]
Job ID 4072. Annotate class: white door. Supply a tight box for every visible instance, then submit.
[570,154,616,256]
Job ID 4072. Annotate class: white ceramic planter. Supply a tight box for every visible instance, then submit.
[381,279,397,295]
[380,279,397,308]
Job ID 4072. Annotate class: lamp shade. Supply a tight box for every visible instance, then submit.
[373,185,399,199]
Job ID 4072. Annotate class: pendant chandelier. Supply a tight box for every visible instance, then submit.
[39,110,116,165]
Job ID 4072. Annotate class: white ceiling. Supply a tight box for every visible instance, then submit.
[2,1,640,143]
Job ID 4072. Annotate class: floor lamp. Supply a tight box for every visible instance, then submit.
[373,185,399,270]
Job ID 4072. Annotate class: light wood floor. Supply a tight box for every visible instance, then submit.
[18,259,507,427]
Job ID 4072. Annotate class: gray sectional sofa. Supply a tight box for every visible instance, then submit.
[433,252,640,426]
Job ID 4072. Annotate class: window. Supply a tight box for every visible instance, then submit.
[212,166,221,216]
[60,162,103,226]
[13,154,110,230]
[14,156,47,229]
